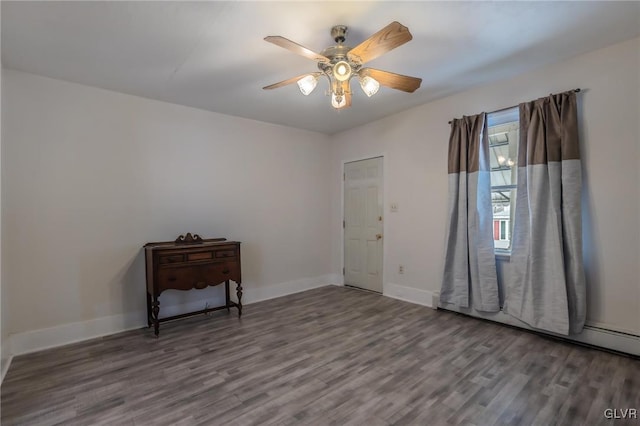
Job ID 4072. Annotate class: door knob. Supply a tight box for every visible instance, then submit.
[376,234,383,240]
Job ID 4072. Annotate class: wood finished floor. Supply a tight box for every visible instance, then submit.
[2,286,639,426]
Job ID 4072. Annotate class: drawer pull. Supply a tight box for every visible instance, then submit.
[168,276,177,282]
[222,269,230,275]
[194,281,208,290]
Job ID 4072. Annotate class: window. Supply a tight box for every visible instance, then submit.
[494,219,509,240]
[488,108,519,252]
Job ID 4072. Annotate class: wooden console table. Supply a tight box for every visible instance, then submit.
[144,234,242,336]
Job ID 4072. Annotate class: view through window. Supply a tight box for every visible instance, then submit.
[488,108,519,251]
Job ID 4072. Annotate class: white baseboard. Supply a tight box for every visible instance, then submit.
[583,320,639,337]
[573,325,640,356]
[240,274,336,304]
[384,283,437,309]
[9,311,146,357]
[1,355,13,385]
[6,274,335,357]
[440,303,640,356]
[328,273,344,286]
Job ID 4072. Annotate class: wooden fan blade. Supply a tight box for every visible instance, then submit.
[347,21,412,64]
[264,36,330,63]
[342,81,352,108]
[359,68,422,93]
[263,72,321,90]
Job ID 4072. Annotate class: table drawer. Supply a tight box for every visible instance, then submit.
[157,261,240,292]
[159,254,185,264]
[215,249,237,259]
[158,247,238,265]
[187,251,213,262]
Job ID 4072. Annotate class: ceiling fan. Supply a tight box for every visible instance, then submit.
[263,21,422,109]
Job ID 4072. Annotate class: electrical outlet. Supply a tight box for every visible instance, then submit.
[390,203,398,212]
[399,265,404,274]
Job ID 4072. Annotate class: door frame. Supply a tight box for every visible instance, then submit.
[341,153,387,293]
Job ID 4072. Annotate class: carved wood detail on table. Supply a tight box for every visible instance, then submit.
[144,235,242,336]
[174,232,204,244]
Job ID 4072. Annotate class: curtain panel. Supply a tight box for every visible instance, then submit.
[505,91,586,335]
[440,113,500,312]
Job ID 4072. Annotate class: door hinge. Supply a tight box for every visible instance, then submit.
[343,220,345,228]
[342,267,345,275]
[343,172,345,181]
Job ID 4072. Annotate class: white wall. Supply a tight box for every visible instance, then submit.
[2,69,333,352]
[331,37,640,336]
[0,2,8,382]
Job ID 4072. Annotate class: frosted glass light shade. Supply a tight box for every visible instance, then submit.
[359,76,380,97]
[331,92,346,109]
[297,75,318,96]
[333,61,352,82]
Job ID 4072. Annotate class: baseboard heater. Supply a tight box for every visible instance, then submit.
[439,303,639,358]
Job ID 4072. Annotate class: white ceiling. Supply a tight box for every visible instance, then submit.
[2,1,639,135]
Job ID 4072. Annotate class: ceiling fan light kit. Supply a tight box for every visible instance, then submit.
[359,75,380,97]
[297,74,319,96]
[331,92,347,109]
[264,21,422,109]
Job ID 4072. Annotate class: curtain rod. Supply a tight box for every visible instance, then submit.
[447,88,581,124]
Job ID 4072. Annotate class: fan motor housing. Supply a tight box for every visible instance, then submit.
[320,45,352,62]
[317,46,361,77]
[321,26,361,76]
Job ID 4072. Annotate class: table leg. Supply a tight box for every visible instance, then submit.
[236,282,243,317]
[146,292,152,327]
[152,297,160,337]
[225,280,231,313]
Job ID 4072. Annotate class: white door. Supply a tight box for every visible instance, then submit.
[344,157,383,293]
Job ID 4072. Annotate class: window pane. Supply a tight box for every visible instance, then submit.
[492,188,516,250]
[488,107,519,252]
[490,142,515,185]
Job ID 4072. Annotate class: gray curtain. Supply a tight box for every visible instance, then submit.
[505,91,586,335]
[440,113,500,312]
